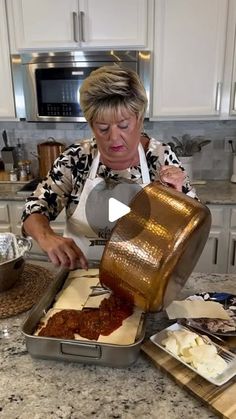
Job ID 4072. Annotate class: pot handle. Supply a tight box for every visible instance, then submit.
[47,136,56,142]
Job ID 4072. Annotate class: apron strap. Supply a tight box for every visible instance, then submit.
[88,143,151,184]
[88,151,100,180]
[138,143,151,184]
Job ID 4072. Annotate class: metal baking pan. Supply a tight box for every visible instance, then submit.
[22,266,146,367]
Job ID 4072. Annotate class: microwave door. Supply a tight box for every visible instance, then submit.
[35,67,90,121]
[23,65,98,122]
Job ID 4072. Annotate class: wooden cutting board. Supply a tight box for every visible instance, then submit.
[142,340,236,419]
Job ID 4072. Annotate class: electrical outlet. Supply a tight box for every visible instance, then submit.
[224,137,236,153]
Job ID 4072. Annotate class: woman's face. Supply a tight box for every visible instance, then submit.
[91,109,142,170]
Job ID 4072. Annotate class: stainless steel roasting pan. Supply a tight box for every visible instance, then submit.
[22,267,146,367]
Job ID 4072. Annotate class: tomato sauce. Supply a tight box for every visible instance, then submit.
[38,294,134,340]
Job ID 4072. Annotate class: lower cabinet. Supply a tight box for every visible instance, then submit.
[0,200,65,259]
[194,204,236,273]
[0,202,11,232]
[228,207,236,273]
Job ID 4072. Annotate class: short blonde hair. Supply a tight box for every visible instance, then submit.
[79,65,148,125]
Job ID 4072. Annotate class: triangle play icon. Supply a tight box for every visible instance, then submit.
[108,197,131,222]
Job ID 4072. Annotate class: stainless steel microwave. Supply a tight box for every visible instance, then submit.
[12,51,151,123]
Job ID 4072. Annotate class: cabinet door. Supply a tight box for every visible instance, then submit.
[0,202,11,232]
[9,201,66,258]
[9,201,46,257]
[8,0,148,51]
[9,202,24,235]
[194,230,228,273]
[0,0,15,119]
[152,0,228,119]
[228,231,236,273]
[228,207,236,272]
[79,0,148,48]
[226,1,236,117]
[194,205,229,273]
[8,0,79,50]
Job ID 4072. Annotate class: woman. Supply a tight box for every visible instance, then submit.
[22,66,196,270]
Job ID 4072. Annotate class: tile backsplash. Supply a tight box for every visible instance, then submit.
[0,119,235,180]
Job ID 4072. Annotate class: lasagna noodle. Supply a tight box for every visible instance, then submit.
[166,300,230,320]
[53,276,99,310]
[83,293,111,308]
[97,308,143,345]
[67,268,99,279]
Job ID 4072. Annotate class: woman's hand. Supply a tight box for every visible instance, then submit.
[158,165,186,192]
[38,233,88,270]
[23,213,88,270]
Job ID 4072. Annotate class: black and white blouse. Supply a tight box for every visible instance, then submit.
[21,136,196,223]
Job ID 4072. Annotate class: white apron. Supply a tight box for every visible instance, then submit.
[64,143,151,261]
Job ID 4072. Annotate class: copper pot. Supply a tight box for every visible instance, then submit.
[37,137,65,178]
[100,182,211,312]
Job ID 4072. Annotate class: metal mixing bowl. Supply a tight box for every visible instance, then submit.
[0,233,32,292]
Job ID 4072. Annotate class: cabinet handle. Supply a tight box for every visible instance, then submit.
[232,82,236,112]
[215,82,222,112]
[231,239,236,266]
[73,12,79,42]
[213,237,218,265]
[79,11,85,42]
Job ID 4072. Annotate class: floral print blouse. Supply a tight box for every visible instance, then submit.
[21,136,196,223]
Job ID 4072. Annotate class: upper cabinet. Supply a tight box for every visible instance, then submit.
[221,0,236,118]
[8,0,79,50]
[151,0,229,120]
[0,0,15,119]
[7,0,149,51]
[78,0,148,48]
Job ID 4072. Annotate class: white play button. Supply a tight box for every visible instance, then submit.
[108,197,131,222]
[85,182,148,240]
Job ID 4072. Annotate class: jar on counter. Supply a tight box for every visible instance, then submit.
[18,160,33,180]
[25,160,33,180]
[9,169,18,182]
[18,161,28,181]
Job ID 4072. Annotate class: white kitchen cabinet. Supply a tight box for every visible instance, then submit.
[228,208,236,273]
[8,0,79,51]
[0,200,66,259]
[0,0,16,119]
[194,204,236,274]
[152,0,228,120]
[9,201,43,256]
[78,0,148,48]
[7,0,149,51]
[221,0,236,118]
[0,202,11,232]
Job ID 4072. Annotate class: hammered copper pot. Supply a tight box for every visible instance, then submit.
[100,182,211,312]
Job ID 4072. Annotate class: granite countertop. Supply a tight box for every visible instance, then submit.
[1,179,236,205]
[0,181,31,201]
[195,180,236,205]
[1,269,235,419]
